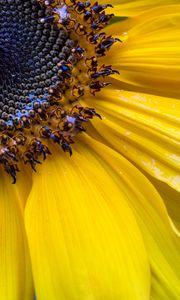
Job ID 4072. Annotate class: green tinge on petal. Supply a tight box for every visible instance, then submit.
[25,144,150,300]
[84,89,180,192]
[79,134,180,300]
[0,172,34,300]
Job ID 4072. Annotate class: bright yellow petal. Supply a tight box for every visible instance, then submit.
[25,144,150,300]
[148,178,180,232]
[15,165,32,212]
[102,0,180,17]
[83,89,180,192]
[0,172,34,300]
[79,134,180,300]
[106,5,180,99]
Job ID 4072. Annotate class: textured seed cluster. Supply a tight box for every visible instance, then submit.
[0,0,73,123]
[0,0,118,182]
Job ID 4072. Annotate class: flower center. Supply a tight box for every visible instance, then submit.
[0,0,119,182]
[0,0,73,123]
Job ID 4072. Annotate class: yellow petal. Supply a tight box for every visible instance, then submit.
[102,0,180,17]
[0,171,34,300]
[15,165,32,212]
[106,5,180,99]
[147,177,180,232]
[25,143,150,300]
[83,89,180,192]
[79,134,180,300]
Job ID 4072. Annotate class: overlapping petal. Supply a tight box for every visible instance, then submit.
[0,171,33,300]
[105,5,180,99]
[79,135,180,300]
[83,89,180,192]
[145,177,180,231]
[25,144,150,300]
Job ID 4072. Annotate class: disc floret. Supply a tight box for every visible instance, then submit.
[0,0,120,182]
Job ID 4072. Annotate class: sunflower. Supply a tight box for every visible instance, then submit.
[0,0,179,300]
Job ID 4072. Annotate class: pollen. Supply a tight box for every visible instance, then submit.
[0,0,120,182]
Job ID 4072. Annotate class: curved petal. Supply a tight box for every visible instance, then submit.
[83,89,180,192]
[105,5,180,99]
[25,144,150,300]
[15,165,32,212]
[0,172,34,300]
[146,177,180,232]
[102,0,180,17]
[79,134,180,300]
